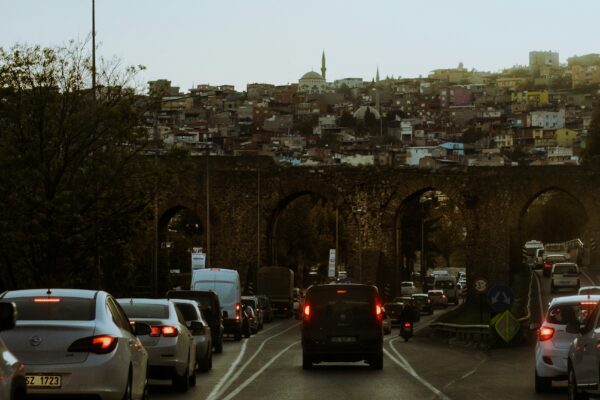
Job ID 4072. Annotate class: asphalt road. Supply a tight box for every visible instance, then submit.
[151,269,600,400]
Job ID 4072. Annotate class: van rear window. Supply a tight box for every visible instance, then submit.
[120,303,169,319]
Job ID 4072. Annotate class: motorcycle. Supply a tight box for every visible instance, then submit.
[400,321,413,342]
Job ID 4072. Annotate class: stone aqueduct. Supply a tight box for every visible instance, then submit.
[157,156,600,300]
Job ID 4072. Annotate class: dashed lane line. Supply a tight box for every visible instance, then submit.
[206,340,248,400]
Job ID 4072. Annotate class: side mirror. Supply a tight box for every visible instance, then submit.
[529,322,541,331]
[190,321,205,335]
[132,322,152,336]
[0,302,16,332]
[222,310,228,319]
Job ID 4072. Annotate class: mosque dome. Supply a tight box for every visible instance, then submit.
[300,71,324,80]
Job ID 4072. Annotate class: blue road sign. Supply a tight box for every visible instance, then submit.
[487,284,514,312]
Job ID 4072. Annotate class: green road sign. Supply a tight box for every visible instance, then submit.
[492,310,520,343]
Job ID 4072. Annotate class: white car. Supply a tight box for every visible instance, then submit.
[0,302,26,400]
[568,298,600,399]
[170,299,213,373]
[578,286,600,296]
[534,295,600,393]
[0,289,150,400]
[550,262,580,293]
[400,282,417,295]
[119,298,196,392]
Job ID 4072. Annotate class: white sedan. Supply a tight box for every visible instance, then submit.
[0,289,150,400]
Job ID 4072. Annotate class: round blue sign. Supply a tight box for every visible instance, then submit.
[487,284,514,312]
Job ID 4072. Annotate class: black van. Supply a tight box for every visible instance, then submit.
[301,284,384,370]
[166,290,225,353]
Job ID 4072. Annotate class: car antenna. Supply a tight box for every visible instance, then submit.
[46,288,52,295]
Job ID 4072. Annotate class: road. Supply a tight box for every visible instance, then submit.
[150,269,600,400]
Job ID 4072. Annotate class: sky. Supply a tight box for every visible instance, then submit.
[2,0,600,92]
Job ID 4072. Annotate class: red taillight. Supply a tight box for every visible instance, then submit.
[150,326,161,337]
[337,289,347,294]
[538,327,555,341]
[33,298,61,303]
[581,301,597,306]
[236,303,241,321]
[303,304,311,320]
[68,335,118,354]
[404,322,412,328]
[544,263,551,269]
[161,326,178,337]
[375,303,382,320]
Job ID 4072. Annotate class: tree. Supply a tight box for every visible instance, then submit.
[336,83,353,98]
[0,43,161,290]
[585,105,600,159]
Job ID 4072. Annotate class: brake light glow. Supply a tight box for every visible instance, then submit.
[538,327,555,341]
[581,301,598,306]
[68,335,118,354]
[544,263,552,269]
[161,326,178,337]
[303,304,310,320]
[375,303,382,320]
[404,322,412,328]
[236,303,241,321]
[33,298,61,303]
[150,326,161,337]
[337,289,347,294]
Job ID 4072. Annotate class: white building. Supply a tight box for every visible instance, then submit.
[530,110,565,129]
[406,146,446,166]
[334,78,363,88]
[298,71,327,94]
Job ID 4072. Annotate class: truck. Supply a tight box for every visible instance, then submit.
[257,266,294,318]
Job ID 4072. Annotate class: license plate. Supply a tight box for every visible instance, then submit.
[26,374,62,388]
[331,336,356,343]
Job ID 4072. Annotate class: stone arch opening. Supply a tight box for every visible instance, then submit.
[394,188,467,297]
[519,187,588,265]
[157,205,204,291]
[267,191,347,289]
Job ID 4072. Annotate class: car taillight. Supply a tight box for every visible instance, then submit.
[161,326,178,337]
[303,304,310,320]
[544,263,551,269]
[150,326,161,337]
[68,335,118,354]
[33,297,61,303]
[236,303,241,321]
[538,327,555,341]
[404,322,412,328]
[375,303,382,320]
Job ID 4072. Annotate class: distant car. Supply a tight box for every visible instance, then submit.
[535,295,600,393]
[567,296,600,399]
[550,263,580,293]
[242,296,264,330]
[0,302,26,400]
[302,284,384,370]
[0,289,150,400]
[119,298,196,392]
[578,286,600,296]
[543,254,568,277]
[400,282,417,295]
[434,276,459,304]
[170,299,213,373]
[412,293,434,315]
[241,305,255,336]
[382,309,392,335]
[166,290,225,353]
[428,290,448,308]
[257,295,274,323]
[383,302,404,325]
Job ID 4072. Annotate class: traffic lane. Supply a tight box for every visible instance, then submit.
[150,318,297,400]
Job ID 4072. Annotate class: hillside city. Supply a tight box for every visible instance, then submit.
[145,50,600,167]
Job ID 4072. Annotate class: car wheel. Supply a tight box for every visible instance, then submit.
[198,349,212,372]
[214,336,223,353]
[568,364,588,400]
[302,352,313,370]
[141,365,150,400]
[535,369,551,393]
[173,365,190,392]
[370,352,384,370]
[122,369,132,400]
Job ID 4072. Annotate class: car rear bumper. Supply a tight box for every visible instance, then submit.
[223,318,242,334]
[535,344,568,378]
[302,335,383,361]
[146,344,188,377]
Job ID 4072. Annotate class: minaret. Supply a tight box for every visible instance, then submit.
[376,65,380,83]
[321,50,327,81]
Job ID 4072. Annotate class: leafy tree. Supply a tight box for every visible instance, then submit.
[0,43,162,291]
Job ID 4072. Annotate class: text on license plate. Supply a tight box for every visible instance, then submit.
[26,375,62,388]
[331,336,356,343]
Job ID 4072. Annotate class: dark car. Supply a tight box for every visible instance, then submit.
[166,290,225,353]
[411,293,434,315]
[301,284,384,370]
[257,295,274,323]
[383,302,404,325]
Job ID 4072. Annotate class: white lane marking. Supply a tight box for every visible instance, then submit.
[384,347,451,400]
[220,341,300,400]
[440,356,487,392]
[256,321,283,335]
[388,336,415,373]
[206,340,248,400]
[208,322,301,400]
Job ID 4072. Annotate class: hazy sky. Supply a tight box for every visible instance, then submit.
[2,0,599,91]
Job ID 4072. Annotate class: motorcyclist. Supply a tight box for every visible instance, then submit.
[399,300,418,339]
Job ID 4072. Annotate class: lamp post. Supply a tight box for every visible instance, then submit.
[352,206,366,283]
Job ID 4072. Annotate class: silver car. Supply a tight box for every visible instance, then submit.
[170,299,213,372]
[0,289,150,400]
[118,298,196,392]
[0,302,26,400]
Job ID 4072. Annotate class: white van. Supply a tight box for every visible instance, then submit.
[191,268,243,340]
[434,276,459,304]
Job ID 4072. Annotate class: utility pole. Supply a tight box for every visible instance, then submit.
[257,168,261,282]
[206,148,210,268]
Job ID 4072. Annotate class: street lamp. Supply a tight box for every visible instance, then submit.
[352,206,366,283]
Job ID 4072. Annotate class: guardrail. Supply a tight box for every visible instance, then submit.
[430,270,535,348]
